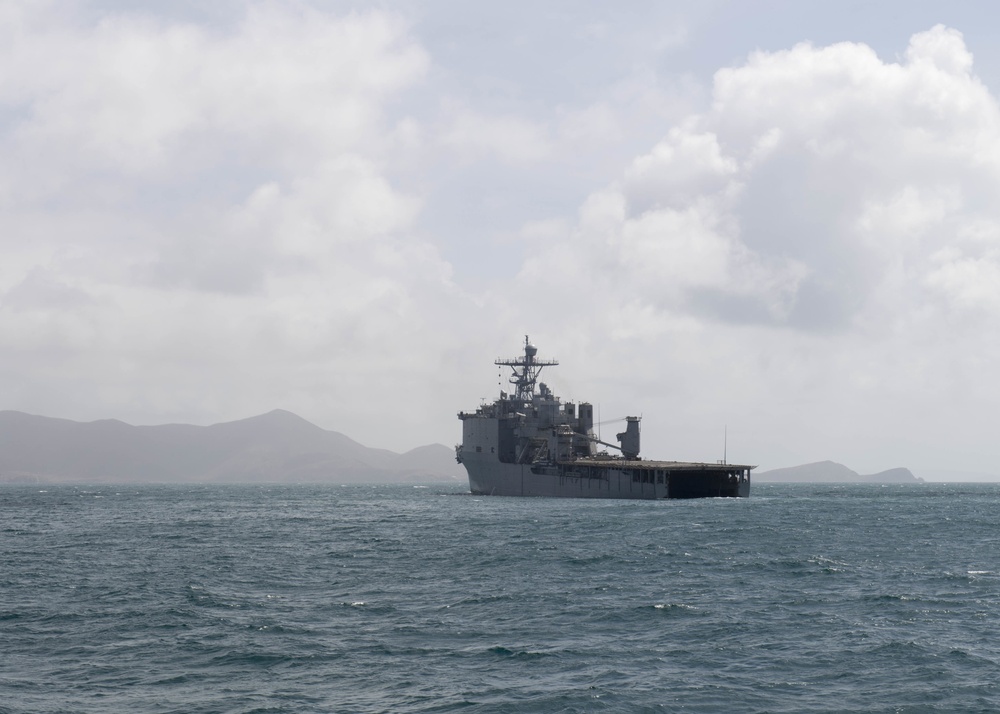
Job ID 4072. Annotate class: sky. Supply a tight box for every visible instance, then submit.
[3,1,1000,477]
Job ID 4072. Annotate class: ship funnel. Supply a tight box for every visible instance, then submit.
[616,417,641,460]
[577,403,593,435]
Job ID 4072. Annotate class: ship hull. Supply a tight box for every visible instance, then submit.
[463,460,750,499]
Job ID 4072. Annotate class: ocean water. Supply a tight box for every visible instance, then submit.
[2,482,1000,713]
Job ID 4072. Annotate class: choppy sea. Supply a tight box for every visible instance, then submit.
[3,482,1000,713]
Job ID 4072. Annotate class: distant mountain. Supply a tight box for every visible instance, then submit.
[754,460,923,484]
[0,409,466,484]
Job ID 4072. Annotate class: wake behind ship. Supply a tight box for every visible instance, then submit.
[456,337,752,499]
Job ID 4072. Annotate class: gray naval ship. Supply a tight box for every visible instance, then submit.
[456,337,752,499]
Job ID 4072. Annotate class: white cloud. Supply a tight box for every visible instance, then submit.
[622,128,738,213]
[926,247,1000,312]
[0,2,476,448]
[439,106,552,164]
[499,24,1000,472]
[1,5,428,176]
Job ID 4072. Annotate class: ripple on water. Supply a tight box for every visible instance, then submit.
[4,482,1000,713]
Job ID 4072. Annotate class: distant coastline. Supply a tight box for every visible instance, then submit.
[754,461,922,484]
[3,410,996,485]
[0,409,465,485]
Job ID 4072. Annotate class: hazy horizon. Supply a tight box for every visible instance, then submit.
[2,407,997,483]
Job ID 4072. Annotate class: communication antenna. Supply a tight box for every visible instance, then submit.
[495,335,558,402]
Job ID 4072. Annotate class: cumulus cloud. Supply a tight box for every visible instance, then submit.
[0,4,427,175]
[506,25,1000,471]
[0,2,473,446]
[520,25,1000,324]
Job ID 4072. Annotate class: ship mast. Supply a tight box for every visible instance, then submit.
[495,335,558,402]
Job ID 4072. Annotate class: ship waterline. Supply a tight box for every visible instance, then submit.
[457,337,752,499]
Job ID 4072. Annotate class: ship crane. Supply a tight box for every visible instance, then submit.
[582,417,642,459]
[593,416,629,427]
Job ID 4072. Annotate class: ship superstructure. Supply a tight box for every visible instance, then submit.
[456,337,752,498]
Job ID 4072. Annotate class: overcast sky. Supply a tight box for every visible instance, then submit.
[4,1,1000,476]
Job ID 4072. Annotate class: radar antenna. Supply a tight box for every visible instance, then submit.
[495,335,559,402]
